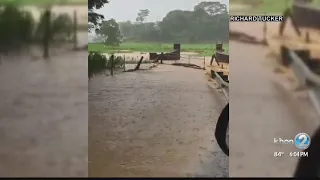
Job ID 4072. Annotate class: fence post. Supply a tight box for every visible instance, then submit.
[73,10,78,50]
[263,12,267,43]
[134,56,144,70]
[203,56,206,69]
[123,55,126,71]
[110,55,114,76]
[43,8,51,59]
[210,54,215,66]
[306,31,310,43]
[160,52,164,64]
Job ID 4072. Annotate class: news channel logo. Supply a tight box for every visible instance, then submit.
[295,133,311,150]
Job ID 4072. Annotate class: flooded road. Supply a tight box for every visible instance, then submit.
[0,51,88,177]
[229,21,320,177]
[89,64,228,177]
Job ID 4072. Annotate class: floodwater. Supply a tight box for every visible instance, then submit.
[0,4,88,177]
[108,51,211,69]
[229,21,320,177]
[89,64,228,177]
[0,51,88,177]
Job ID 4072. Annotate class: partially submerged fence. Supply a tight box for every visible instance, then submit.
[0,4,81,58]
[88,52,157,79]
[281,46,320,117]
[292,3,320,29]
[149,43,181,61]
[42,8,80,58]
[209,42,229,100]
[210,69,229,100]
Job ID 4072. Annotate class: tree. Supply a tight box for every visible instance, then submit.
[108,2,229,43]
[158,10,194,41]
[96,19,122,46]
[136,9,150,23]
[88,0,109,32]
[119,21,134,40]
[194,1,228,16]
[92,34,105,43]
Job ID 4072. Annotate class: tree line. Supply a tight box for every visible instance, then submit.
[89,1,229,45]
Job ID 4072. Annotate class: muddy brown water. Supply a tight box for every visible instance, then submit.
[89,64,228,177]
[0,5,88,177]
[0,50,88,177]
[109,52,212,69]
[229,21,320,177]
[0,30,88,176]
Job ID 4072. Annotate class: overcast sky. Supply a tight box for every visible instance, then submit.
[95,0,229,22]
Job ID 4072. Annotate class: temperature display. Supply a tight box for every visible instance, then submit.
[274,152,284,157]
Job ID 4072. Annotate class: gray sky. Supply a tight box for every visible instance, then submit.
[96,0,229,22]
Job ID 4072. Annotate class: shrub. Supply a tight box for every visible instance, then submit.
[0,4,35,51]
[88,51,125,78]
[88,51,108,75]
[0,3,75,53]
[35,11,73,43]
[106,56,125,69]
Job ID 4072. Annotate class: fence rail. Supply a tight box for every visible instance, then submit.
[212,71,229,100]
[288,49,320,117]
[308,87,320,116]
[289,50,320,86]
[292,3,320,29]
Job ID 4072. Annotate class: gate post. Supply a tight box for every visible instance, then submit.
[43,8,51,59]
[73,10,78,50]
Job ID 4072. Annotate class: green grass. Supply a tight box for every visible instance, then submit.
[0,0,87,5]
[231,0,320,14]
[88,42,229,56]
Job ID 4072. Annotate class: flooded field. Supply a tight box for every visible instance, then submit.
[89,64,228,177]
[0,34,88,176]
[106,51,212,69]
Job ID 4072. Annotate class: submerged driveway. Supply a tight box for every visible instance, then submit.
[89,64,228,177]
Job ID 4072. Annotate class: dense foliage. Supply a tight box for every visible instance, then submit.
[88,0,109,32]
[118,1,229,43]
[0,3,74,52]
[88,51,125,78]
[90,1,229,45]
